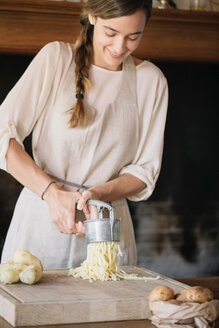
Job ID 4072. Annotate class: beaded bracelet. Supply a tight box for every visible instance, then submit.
[41,181,56,200]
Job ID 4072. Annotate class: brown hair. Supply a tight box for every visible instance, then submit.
[69,0,152,128]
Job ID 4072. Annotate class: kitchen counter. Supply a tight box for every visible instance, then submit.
[0,276,218,328]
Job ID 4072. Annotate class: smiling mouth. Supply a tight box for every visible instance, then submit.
[107,48,125,59]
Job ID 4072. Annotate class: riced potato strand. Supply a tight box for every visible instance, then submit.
[69,242,160,282]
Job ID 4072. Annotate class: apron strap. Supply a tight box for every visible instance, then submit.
[49,174,91,192]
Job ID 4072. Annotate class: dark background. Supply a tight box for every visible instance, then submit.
[0,54,218,278]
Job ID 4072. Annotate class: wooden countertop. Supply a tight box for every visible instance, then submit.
[0,276,218,328]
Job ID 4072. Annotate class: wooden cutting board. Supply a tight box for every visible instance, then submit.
[0,266,189,327]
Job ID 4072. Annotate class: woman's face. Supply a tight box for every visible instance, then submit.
[90,10,146,71]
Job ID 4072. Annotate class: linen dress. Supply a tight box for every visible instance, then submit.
[0,41,168,268]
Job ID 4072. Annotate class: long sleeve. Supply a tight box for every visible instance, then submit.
[0,42,61,171]
[119,62,168,201]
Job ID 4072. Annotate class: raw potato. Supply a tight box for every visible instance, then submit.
[176,286,214,303]
[186,286,214,303]
[167,299,183,305]
[175,288,188,302]
[149,284,214,305]
[19,265,43,284]
[13,249,43,271]
[149,285,175,301]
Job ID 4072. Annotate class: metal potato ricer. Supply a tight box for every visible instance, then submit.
[84,199,120,243]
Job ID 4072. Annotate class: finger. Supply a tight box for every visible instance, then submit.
[54,212,75,234]
[67,200,78,233]
[77,198,85,211]
[78,190,93,213]
[66,214,77,233]
[56,222,68,234]
[75,224,85,236]
[88,205,99,219]
[75,221,85,236]
[52,215,66,234]
[84,212,91,220]
[83,205,99,221]
[82,190,93,202]
[72,193,81,208]
[77,198,90,215]
[82,204,90,214]
[59,220,70,234]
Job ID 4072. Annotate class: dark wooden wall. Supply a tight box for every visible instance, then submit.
[0,1,219,62]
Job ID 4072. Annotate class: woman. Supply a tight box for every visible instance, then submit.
[0,0,168,268]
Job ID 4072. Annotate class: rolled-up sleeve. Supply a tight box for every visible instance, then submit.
[0,42,60,171]
[0,119,24,171]
[119,67,168,201]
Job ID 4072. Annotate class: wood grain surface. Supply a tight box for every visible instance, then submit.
[0,266,188,327]
[0,275,218,328]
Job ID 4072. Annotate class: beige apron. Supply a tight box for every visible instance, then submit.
[1,56,138,269]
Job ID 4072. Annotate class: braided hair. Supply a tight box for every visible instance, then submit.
[68,15,93,128]
[69,0,152,128]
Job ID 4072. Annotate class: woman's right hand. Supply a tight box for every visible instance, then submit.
[43,183,85,234]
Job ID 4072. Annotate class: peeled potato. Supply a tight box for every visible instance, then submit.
[0,260,14,266]
[0,267,20,284]
[149,285,175,301]
[0,250,43,285]
[1,261,28,271]
[13,263,28,272]
[13,249,43,271]
[0,261,17,273]
[0,262,13,272]
[19,265,43,284]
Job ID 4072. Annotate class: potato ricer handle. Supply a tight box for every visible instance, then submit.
[86,199,116,220]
